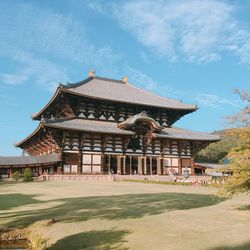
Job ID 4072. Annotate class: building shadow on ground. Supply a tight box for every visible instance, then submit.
[1,192,224,230]
[48,230,129,250]
[0,193,41,210]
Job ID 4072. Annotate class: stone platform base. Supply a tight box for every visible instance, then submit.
[38,174,176,182]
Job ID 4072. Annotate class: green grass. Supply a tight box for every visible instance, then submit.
[0,181,249,250]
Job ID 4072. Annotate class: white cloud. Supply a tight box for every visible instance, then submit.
[0,3,121,91]
[0,73,28,86]
[109,0,250,64]
[123,65,186,100]
[124,66,158,90]
[194,93,241,109]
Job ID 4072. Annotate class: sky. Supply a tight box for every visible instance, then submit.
[0,0,249,156]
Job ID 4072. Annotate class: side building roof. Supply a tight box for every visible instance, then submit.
[0,153,61,167]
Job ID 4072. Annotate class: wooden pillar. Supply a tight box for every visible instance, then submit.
[78,152,82,174]
[57,149,63,174]
[143,156,147,175]
[191,157,195,175]
[157,157,161,175]
[123,155,126,175]
[178,158,182,176]
[129,156,132,175]
[117,155,121,175]
[149,157,153,175]
[107,155,111,174]
[162,158,166,175]
[138,156,142,175]
[101,154,104,175]
[9,167,12,178]
[38,166,43,175]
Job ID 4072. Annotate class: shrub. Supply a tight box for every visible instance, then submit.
[23,168,33,182]
[12,171,22,182]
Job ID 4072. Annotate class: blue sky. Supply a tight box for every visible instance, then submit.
[0,0,249,156]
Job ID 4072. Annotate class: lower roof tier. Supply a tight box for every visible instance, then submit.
[16,118,220,148]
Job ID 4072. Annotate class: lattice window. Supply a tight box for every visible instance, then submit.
[153,140,161,154]
[114,137,123,153]
[92,136,102,152]
[82,153,102,174]
[82,136,92,151]
[171,141,178,155]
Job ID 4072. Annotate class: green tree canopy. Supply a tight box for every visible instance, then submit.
[220,89,250,196]
[195,130,238,164]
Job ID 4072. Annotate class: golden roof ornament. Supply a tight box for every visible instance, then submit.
[122,76,128,84]
[89,69,95,77]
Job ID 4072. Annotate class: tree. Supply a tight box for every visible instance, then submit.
[220,89,250,196]
[12,171,22,182]
[195,130,238,163]
[23,168,33,182]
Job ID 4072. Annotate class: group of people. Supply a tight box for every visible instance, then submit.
[175,177,225,185]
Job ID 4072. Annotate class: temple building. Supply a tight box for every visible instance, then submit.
[0,70,219,178]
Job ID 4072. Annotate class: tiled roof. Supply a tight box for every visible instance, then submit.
[17,118,219,148]
[46,118,219,141]
[0,153,61,166]
[46,118,135,135]
[158,127,220,141]
[63,76,197,110]
[195,163,226,169]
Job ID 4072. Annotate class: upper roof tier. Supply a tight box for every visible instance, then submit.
[64,76,197,110]
[33,75,197,120]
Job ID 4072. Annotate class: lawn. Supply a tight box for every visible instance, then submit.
[0,181,249,250]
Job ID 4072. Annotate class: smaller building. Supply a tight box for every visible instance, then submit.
[194,163,231,176]
[0,154,61,178]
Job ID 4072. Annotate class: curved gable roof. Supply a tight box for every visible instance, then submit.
[64,76,197,110]
[33,75,197,120]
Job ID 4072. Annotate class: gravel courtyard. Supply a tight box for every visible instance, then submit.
[0,181,249,250]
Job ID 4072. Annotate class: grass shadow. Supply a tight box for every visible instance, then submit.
[0,192,225,230]
[0,193,42,210]
[237,205,250,211]
[48,230,129,250]
[208,241,250,250]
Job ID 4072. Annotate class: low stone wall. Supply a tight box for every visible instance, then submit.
[38,174,176,182]
[38,174,113,182]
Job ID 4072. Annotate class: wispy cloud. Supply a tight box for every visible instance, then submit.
[124,66,158,90]
[194,93,241,109]
[104,0,250,64]
[0,2,121,91]
[123,65,186,101]
[0,73,28,86]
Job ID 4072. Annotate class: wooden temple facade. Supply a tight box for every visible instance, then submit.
[0,71,220,177]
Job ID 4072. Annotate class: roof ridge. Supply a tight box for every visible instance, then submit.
[94,76,124,84]
[63,76,93,88]
[65,75,124,89]
[126,82,185,105]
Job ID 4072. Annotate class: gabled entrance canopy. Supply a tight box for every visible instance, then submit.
[118,111,163,134]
